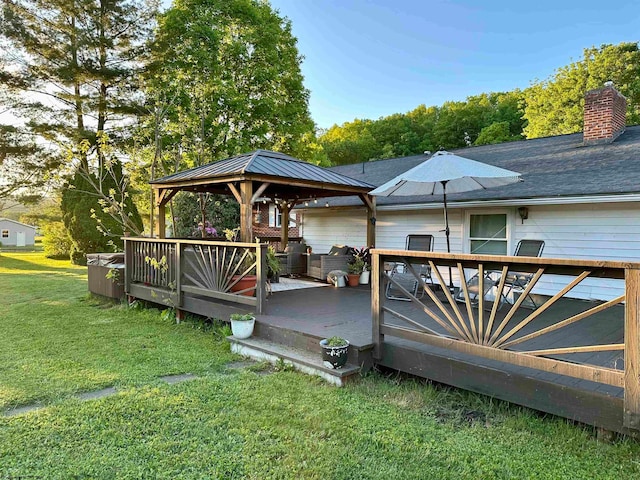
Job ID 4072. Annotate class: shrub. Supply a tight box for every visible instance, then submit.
[42,221,73,259]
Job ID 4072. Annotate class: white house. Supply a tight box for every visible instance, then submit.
[0,218,36,247]
[298,84,640,301]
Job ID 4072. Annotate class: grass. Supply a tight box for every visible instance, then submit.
[1,252,640,479]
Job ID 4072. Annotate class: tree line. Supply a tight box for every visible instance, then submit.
[319,42,640,166]
[0,0,638,262]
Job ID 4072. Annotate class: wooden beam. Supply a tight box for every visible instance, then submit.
[372,251,384,360]
[625,267,640,430]
[156,188,178,207]
[227,182,242,203]
[239,181,253,243]
[280,202,289,249]
[251,182,271,204]
[157,203,166,239]
[524,344,624,356]
[365,194,376,247]
[380,323,624,387]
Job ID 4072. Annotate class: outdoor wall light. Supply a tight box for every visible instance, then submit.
[517,206,529,223]
[305,201,309,207]
[325,202,329,207]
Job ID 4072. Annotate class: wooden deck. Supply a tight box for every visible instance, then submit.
[258,283,628,433]
[124,237,640,435]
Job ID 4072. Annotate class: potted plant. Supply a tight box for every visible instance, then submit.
[266,245,281,283]
[319,336,349,369]
[230,312,256,339]
[353,247,371,284]
[346,256,365,286]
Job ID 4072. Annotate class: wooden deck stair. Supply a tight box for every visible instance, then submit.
[228,320,372,386]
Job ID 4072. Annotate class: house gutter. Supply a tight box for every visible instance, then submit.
[297,193,640,213]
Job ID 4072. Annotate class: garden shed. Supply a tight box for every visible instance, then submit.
[0,218,36,247]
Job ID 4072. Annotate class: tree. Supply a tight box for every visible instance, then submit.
[144,0,314,165]
[140,0,314,233]
[523,42,640,139]
[0,0,156,256]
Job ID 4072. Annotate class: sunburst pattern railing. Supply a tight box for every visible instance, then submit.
[124,238,267,313]
[371,248,640,430]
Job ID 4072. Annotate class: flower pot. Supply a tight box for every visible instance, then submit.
[347,274,360,287]
[230,275,257,297]
[319,339,349,369]
[359,270,370,284]
[231,316,255,339]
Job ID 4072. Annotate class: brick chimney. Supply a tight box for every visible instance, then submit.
[583,82,627,145]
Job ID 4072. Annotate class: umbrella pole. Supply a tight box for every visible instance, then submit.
[442,181,454,291]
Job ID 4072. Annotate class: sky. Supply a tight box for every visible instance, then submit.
[266,0,640,128]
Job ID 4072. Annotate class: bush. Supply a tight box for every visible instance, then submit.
[42,221,73,259]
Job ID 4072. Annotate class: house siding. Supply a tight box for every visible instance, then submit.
[302,201,637,301]
[0,219,36,247]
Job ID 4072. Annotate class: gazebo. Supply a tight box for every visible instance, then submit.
[150,149,377,248]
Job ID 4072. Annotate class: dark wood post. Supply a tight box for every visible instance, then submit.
[371,249,384,360]
[624,267,640,430]
[255,243,267,314]
[367,194,376,248]
[124,238,132,294]
[157,203,166,239]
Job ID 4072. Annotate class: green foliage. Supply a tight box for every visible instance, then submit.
[266,245,281,278]
[42,221,72,259]
[230,313,255,322]
[475,121,517,146]
[143,0,315,173]
[61,163,142,265]
[3,252,640,478]
[347,256,366,274]
[172,192,239,238]
[319,91,525,165]
[523,42,640,139]
[324,335,348,347]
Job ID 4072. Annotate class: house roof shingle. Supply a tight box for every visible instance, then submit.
[321,125,640,207]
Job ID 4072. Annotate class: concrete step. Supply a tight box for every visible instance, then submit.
[228,336,361,387]
[254,321,374,372]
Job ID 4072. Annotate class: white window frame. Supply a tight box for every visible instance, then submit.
[268,205,296,228]
[1,229,8,239]
[463,209,513,255]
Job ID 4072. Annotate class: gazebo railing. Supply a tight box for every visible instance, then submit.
[371,248,640,432]
[124,238,268,314]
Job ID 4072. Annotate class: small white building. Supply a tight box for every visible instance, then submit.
[0,218,36,247]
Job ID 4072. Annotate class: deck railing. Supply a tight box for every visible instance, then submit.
[371,248,640,431]
[124,238,268,314]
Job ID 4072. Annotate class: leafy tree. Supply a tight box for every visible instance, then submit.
[0,0,155,248]
[144,0,314,165]
[523,42,640,138]
[172,192,239,238]
[140,0,314,233]
[475,121,516,146]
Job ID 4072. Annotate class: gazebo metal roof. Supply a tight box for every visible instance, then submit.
[150,150,377,246]
[151,149,374,191]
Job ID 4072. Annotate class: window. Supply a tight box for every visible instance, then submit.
[1,230,8,238]
[469,214,507,255]
[268,205,296,228]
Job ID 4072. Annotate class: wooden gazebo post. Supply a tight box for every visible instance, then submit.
[239,180,254,243]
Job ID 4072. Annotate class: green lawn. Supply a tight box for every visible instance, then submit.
[1,252,639,479]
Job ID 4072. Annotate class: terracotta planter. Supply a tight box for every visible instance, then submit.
[347,274,360,287]
[230,275,257,297]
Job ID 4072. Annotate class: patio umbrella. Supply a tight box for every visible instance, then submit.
[370,150,522,288]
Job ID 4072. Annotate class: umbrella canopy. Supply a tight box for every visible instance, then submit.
[370,150,522,196]
[370,150,522,289]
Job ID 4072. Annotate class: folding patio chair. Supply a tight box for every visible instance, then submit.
[385,234,434,301]
[456,239,545,309]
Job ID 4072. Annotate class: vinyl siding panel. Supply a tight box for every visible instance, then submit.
[302,201,640,301]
